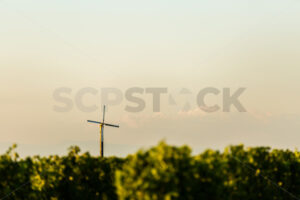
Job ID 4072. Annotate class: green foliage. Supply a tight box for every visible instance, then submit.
[0,145,124,200]
[0,142,299,200]
[116,141,194,200]
[117,143,300,200]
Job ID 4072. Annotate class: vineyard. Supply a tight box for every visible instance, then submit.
[0,142,300,200]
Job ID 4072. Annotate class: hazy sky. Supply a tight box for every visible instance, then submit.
[1,0,300,157]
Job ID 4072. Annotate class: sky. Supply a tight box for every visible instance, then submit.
[0,0,300,157]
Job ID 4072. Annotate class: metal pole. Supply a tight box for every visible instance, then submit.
[100,124,104,157]
[87,105,119,158]
[99,124,102,157]
[101,105,105,157]
[103,105,106,123]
